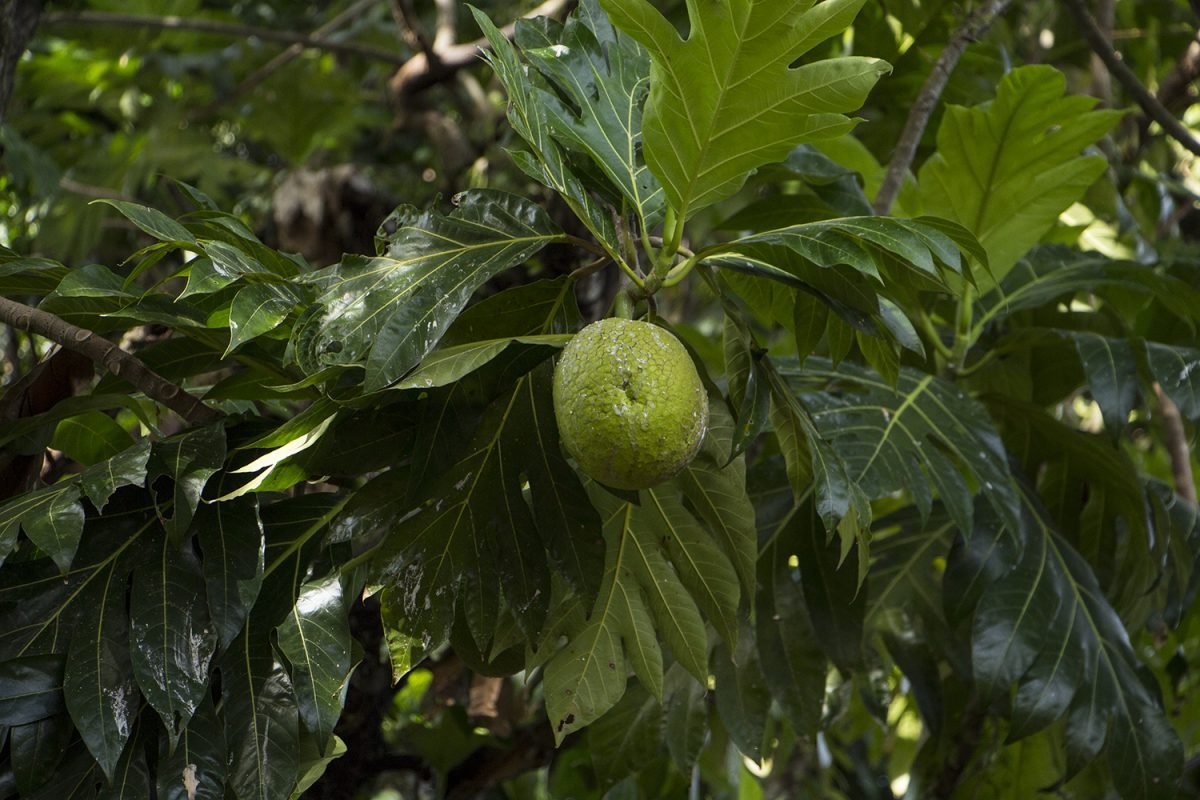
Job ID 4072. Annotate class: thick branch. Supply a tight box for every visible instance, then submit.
[388,0,570,99]
[874,0,1012,215]
[1064,0,1200,157]
[39,10,408,66]
[0,296,223,425]
[0,0,43,122]
[1155,383,1197,505]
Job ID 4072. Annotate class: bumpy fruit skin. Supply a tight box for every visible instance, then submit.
[552,318,709,490]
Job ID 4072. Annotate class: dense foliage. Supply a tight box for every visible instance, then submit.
[1,1,1199,798]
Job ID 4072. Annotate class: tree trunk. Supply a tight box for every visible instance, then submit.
[0,0,42,121]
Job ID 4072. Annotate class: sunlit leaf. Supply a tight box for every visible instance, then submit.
[601,0,888,216]
[918,66,1123,285]
[275,574,354,743]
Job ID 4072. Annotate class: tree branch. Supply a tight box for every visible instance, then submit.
[0,0,43,122]
[0,296,223,425]
[874,0,1012,215]
[38,10,408,67]
[1064,0,1200,157]
[390,0,437,64]
[211,0,380,112]
[388,0,571,99]
[1155,383,1197,505]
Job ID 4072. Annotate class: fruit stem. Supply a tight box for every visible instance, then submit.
[915,308,955,360]
[613,289,635,320]
[661,254,698,287]
[949,286,976,371]
[656,208,685,273]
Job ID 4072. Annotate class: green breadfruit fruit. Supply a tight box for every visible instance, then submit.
[552,317,709,490]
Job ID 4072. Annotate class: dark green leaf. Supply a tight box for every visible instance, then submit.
[147,423,226,545]
[713,628,769,761]
[976,246,1200,332]
[473,11,619,253]
[0,655,65,725]
[156,696,226,800]
[516,0,665,228]
[586,681,663,788]
[93,199,196,244]
[22,738,103,800]
[51,412,134,466]
[100,720,151,800]
[0,507,158,661]
[10,714,73,794]
[221,626,299,800]
[950,492,1184,798]
[195,496,264,650]
[293,190,562,391]
[1145,341,1200,419]
[791,503,866,672]
[663,663,707,772]
[765,361,872,550]
[515,366,606,604]
[63,562,139,780]
[12,482,85,573]
[791,359,1021,538]
[1072,332,1137,437]
[129,539,216,743]
[757,539,825,738]
[793,291,829,364]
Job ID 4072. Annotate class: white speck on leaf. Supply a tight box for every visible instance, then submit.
[183,764,199,800]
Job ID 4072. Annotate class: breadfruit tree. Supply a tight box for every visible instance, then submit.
[0,0,1198,798]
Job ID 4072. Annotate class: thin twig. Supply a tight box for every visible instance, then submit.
[0,296,223,425]
[1064,0,1200,157]
[58,177,138,203]
[215,0,380,110]
[568,255,611,280]
[873,0,1013,215]
[1155,383,1197,505]
[39,10,408,66]
[388,0,570,98]
[390,0,436,63]
[1137,28,1200,150]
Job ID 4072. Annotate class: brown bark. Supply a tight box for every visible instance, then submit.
[1155,383,1197,505]
[38,10,407,66]
[873,0,1014,215]
[0,296,223,425]
[0,0,42,122]
[1064,0,1200,157]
